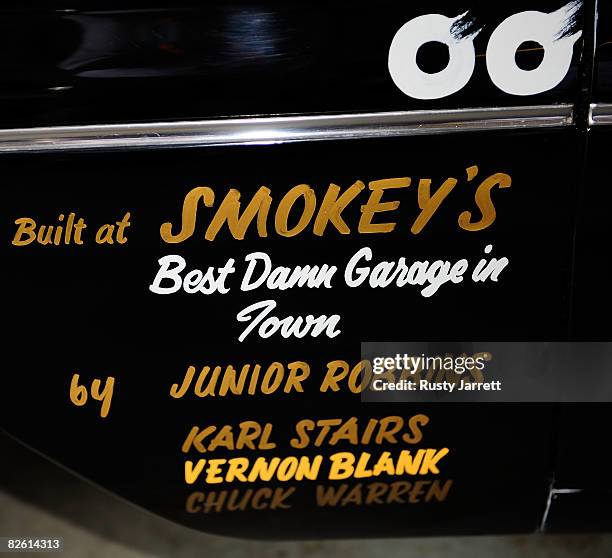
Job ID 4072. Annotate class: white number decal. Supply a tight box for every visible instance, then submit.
[388,13,476,100]
[388,2,582,99]
[486,6,582,95]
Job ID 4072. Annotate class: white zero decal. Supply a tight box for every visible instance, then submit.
[388,1,582,99]
[388,13,476,100]
[486,7,582,96]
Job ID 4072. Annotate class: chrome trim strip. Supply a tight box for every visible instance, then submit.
[0,105,573,153]
[589,102,612,126]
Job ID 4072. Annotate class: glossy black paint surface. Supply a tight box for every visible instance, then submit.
[3,0,612,540]
[1,128,578,537]
[594,0,612,101]
[0,1,585,127]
